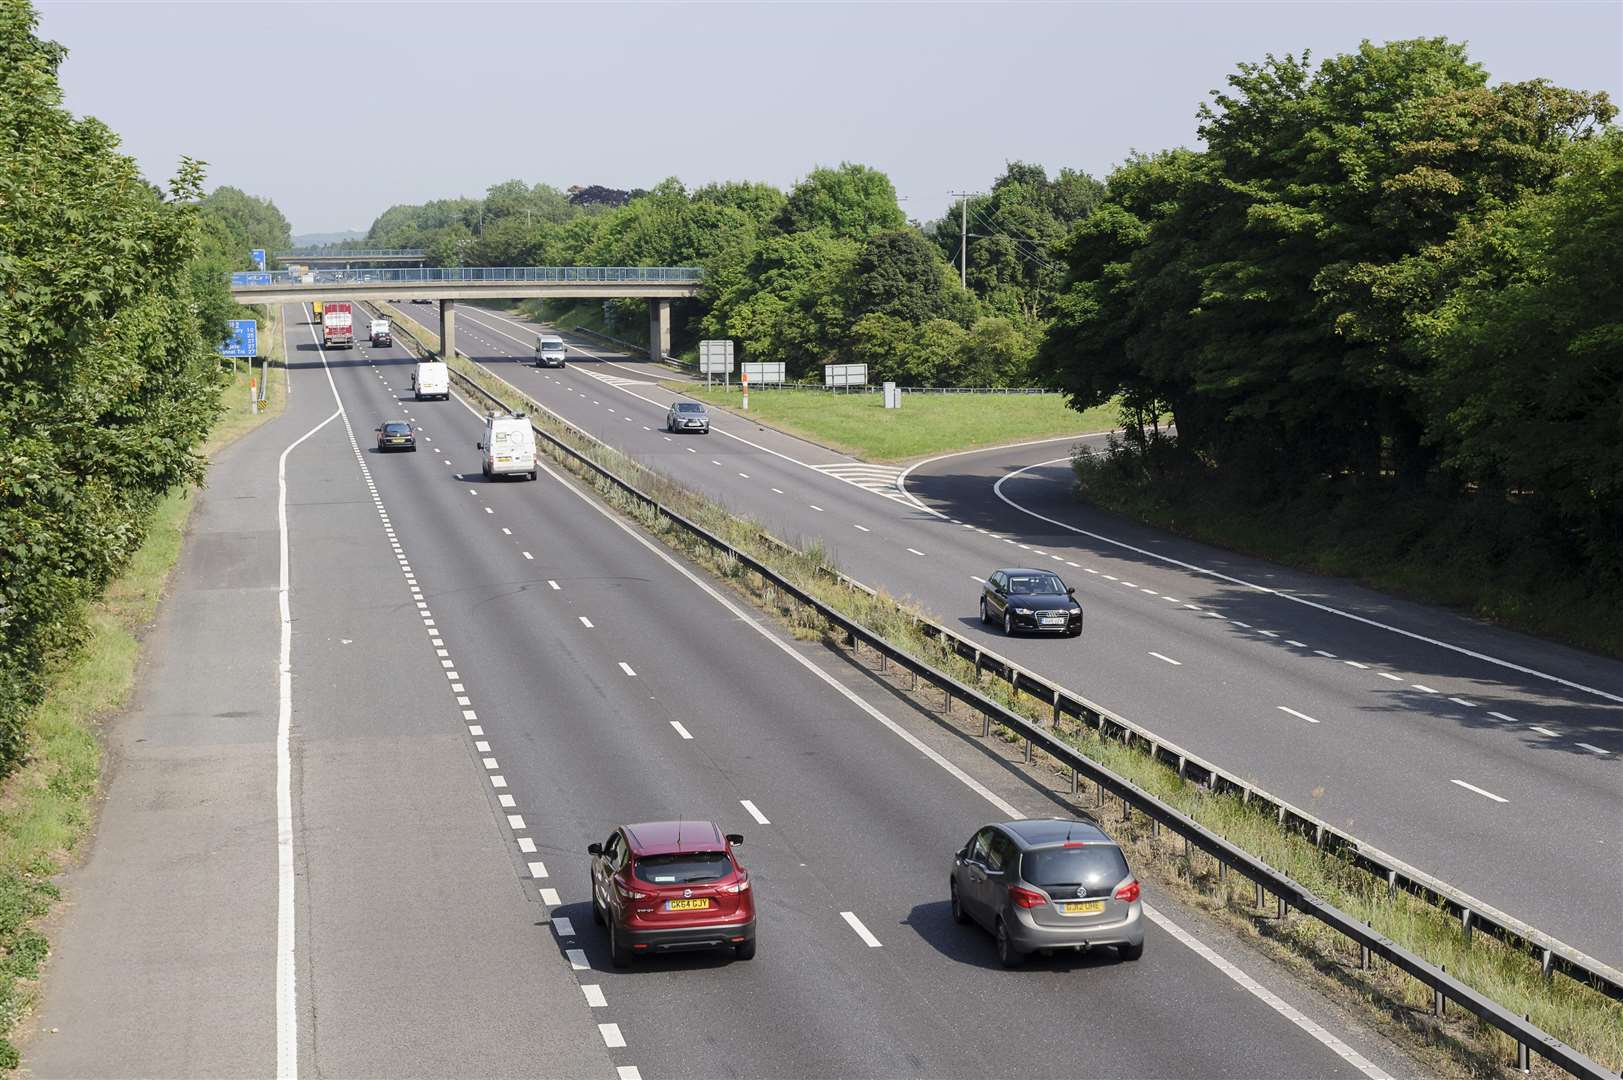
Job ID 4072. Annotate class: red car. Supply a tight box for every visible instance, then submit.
[588,820,756,966]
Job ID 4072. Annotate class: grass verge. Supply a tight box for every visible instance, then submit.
[0,311,290,1068]
[1071,446,1623,659]
[670,382,1119,462]
[436,334,1621,1077]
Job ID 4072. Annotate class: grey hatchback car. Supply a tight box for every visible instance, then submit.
[950,818,1143,967]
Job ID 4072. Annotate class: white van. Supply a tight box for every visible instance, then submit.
[412,361,449,401]
[478,413,538,481]
[534,334,567,368]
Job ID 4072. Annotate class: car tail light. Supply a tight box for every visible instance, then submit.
[614,878,647,901]
[723,875,751,894]
[1008,885,1047,909]
[1114,879,1141,903]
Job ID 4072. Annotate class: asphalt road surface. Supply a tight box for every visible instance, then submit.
[388,300,1622,969]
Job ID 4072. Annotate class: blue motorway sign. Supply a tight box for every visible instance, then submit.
[251,248,266,270]
[219,319,258,358]
[231,271,272,286]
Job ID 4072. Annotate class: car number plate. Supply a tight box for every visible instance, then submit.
[1042,617,1066,626]
[1062,900,1105,915]
[666,898,710,911]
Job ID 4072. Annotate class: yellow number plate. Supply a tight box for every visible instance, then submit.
[666,898,710,911]
[1062,900,1105,915]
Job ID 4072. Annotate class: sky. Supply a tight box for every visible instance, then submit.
[35,0,1623,238]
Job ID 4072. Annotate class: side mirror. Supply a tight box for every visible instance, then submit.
[587,843,603,856]
[476,442,484,450]
[725,833,744,846]
[955,846,968,861]
[1067,586,1076,597]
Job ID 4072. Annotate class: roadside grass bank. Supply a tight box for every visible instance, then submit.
[208,303,288,454]
[668,382,1119,463]
[415,318,1620,1077]
[1071,447,1623,660]
[0,327,288,1068]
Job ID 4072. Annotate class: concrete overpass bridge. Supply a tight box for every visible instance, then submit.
[275,248,427,268]
[230,266,703,360]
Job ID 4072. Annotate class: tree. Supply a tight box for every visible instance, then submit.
[774,163,905,239]
[705,230,859,376]
[848,229,974,326]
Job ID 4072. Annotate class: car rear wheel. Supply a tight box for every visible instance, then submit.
[1117,941,1143,962]
[950,880,969,925]
[996,919,1023,968]
[734,938,756,961]
[609,921,633,969]
[1003,611,1014,636]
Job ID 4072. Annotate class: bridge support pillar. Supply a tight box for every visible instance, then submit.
[647,299,670,363]
[439,298,458,360]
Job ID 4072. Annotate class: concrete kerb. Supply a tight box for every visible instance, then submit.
[436,351,1613,1080]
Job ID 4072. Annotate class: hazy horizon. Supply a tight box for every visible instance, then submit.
[36,1,1623,237]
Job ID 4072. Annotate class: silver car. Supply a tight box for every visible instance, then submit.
[666,401,711,434]
[950,818,1144,967]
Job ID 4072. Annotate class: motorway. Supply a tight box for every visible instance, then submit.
[387,300,1623,969]
[241,303,1406,1078]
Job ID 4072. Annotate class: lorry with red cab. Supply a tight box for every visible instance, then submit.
[322,302,354,349]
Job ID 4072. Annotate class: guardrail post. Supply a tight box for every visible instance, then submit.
[973,650,982,679]
[1023,735,1033,763]
[1460,909,1473,945]
[1069,766,1079,795]
[981,712,991,738]
[1517,1016,1531,1072]
[1277,894,1286,921]
[1051,690,1062,728]
[1433,967,1445,1017]
[1218,860,1227,883]
[1540,948,1553,980]
[1255,881,1264,910]
[1387,870,1398,901]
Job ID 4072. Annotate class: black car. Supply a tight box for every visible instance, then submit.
[376,420,416,452]
[980,568,1082,636]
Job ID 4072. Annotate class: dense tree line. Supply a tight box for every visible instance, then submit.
[0,0,253,772]
[360,162,1100,387]
[1036,39,1620,603]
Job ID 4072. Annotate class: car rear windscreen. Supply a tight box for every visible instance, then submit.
[1021,846,1129,897]
[633,852,731,885]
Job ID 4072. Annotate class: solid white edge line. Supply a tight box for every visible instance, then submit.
[992,455,1623,706]
[447,352,1390,1077]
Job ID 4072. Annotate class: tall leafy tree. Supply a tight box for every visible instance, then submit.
[774,163,905,239]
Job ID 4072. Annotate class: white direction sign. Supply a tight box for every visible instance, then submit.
[740,361,785,385]
[824,363,868,387]
[699,339,735,374]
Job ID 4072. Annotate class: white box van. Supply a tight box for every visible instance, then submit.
[412,361,449,401]
[478,413,538,481]
[535,334,567,368]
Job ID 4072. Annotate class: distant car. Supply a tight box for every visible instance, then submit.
[412,298,432,305]
[666,401,711,434]
[589,820,756,967]
[375,420,415,452]
[980,568,1082,636]
[951,818,1143,967]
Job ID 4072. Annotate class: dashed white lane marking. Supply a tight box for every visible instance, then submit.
[1412,683,1438,694]
[1344,660,1367,669]
[541,887,561,906]
[740,799,771,825]
[1489,710,1519,722]
[582,984,607,1008]
[1149,652,1182,666]
[528,861,549,879]
[1162,596,1180,603]
[642,425,650,431]
[599,1023,626,1049]
[906,548,927,557]
[1448,696,1478,708]
[686,446,696,453]
[1314,650,1336,658]
[1451,779,1508,803]
[552,916,576,938]
[1230,620,1250,628]
[502,527,511,535]
[1531,725,1559,738]
[1257,629,1278,637]
[1104,574,1119,582]
[809,504,825,512]
[853,524,870,532]
[506,813,525,828]
[490,775,507,788]
[618,661,637,677]
[738,472,750,479]
[1141,587,1157,595]
[771,487,784,494]
[711,459,722,466]
[1379,672,1404,682]
[484,507,494,514]
[523,551,534,560]
[567,948,589,970]
[482,756,498,769]
[1278,706,1320,725]
[617,1067,643,1080]
[840,911,883,947]
[547,579,560,589]
[498,793,515,808]
[670,720,694,740]
[579,616,595,628]
[1578,742,1611,756]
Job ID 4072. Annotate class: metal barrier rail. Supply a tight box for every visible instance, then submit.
[276,248,425,259]
[237,266,704,287]
[743,383,1054,394]
[430,349,1613,1080]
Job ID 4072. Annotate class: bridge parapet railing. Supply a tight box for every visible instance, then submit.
[276,248,426,259]
[234,266,705,287]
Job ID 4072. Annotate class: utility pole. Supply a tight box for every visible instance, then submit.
[947,191,977,287]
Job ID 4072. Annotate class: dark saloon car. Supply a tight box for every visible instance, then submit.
[951,818,1143,967]
[980,568,1082,636]
[589,820,756,967]
[375,420,416,452]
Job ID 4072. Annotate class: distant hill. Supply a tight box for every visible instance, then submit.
[290,229,365,248]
